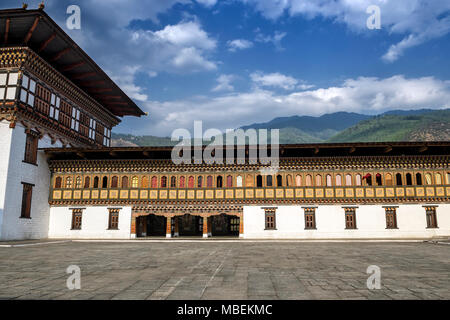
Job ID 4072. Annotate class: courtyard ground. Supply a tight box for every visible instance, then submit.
[0,240,448,300]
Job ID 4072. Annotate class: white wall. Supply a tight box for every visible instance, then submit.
[48,206,132,239]
[243,204,450,239]
[0,121,62,240]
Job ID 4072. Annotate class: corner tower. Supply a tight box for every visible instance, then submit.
[0,6,144,240]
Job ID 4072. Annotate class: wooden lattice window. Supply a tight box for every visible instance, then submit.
[304,208,316,229]
[71,209,83,230]
[108,208,120,230]
[344,208,357,229]
[24,131,38,164]
[385,207,398,229]
[425,207,438,229]
[20,182,33,219]
[264,208,277,230]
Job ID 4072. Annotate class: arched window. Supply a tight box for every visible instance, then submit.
[217,176,223,188]
[355,174,362,186]
[121,176,128,188]
[416,173,423,186]
[188,176,194,188]
[435,173,442,185]
[84,176,90,188]
[75,176,82,188]
[179,176,185,188]
[406,173,413,186]
[446,172,450,184]
[296,175,302,186]
[246,174,254,187]
[55,176,62,188]
[160,176,167,188]
[102,176,108,188]
[425,173,432,185]
[93,176,99,188]
[256,175,263,187]
[277,175,283,187]
[151,176,158,188]
[111,176,118,188]
[287,175,293,187]
[132,176,139,188]
[396,173,402,186]
[376,173,382,186]
[345,174,352,186]
[236,175,243,187]
[141,176,149,188]
[65,176,73,188]
[226,175,233,187]
[364,173,372,186]
[385,173,392,186]
[197,176,203,188]
[171,176,177,188]
[266,175,273,187]
[335,174,342,186]
[315,175,322,186]
[306,175,312,186]
[207,176,213,187]
[326,174,332,187]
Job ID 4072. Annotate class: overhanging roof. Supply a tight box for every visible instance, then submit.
[42,141,450,161]
[0,7,145,118]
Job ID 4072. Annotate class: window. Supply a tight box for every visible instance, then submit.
[89,119,97,140]
[326,174,332,187]
[111,176,118,188]
[179,176,185,188]
[305,175,312,186]
[108,208,120,230]
[446,173,450,185]
[49,93,60,120]
[296,174,302,187]
[355,174,362,186]
[197,176,203,188]
[206,176,213,187]
[345,174,352,186]
[376,173,382,186]
[217,176,223,188]
[435,173,442,185]
[315,175,322,186]
[24,131,38,164]
[406,173,413,186]
[286,175,293,187]
[71,209,83,230]
[84,177,90,188]
[344,208,357,229]
[396,173,403,186]
[188,176,194,188]
[132,176,139,188]
[161,176,167,188]
[416,173,423,185]
[226,175,233,187]
[425,207,438,229]
[20,183,33,219]
[75,176,82,189]
[246,174,254,187]
[55,177,62,188]
[0,72,19,101]
[266,175,273,187]
[304,208,316,229]
[335,174,342,186]
[385,207,398,229]
[102,176,108,188]
[19,73,36,107]
[103,127,111,147]
[93,176,99,188]
[256,175,263,187]
[170,176,177,188]
[121,176,128,188]
[142,177,149,188]
[264,208,276,230]
[65,176,73,188]
[71,107,80,132]
[236,175,243,187]
[151,176,158,188]
[363,173,372,186]
[425,173,432,185]
[276,174,283,187]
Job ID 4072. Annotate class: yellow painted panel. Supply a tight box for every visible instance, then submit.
[53,190,62,200]
[119,190,128,199]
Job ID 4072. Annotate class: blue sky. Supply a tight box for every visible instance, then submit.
[2,0,450,136]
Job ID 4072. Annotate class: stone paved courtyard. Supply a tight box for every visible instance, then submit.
[0,240,449,300]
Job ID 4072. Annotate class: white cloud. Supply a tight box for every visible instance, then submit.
[227,39,254,52]
[212,74,235,92]
[251,72,299,90]
[240,0,450,62]
[196,0,217,7]
[255,30,287,50]
[130,75,450,135]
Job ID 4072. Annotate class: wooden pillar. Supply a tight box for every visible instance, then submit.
[130,213,137,239]
[166,216,172,238]
[203,216,209,238]
[239,215,244,238]
[174,216,179,237]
